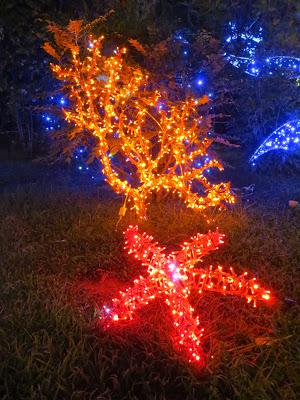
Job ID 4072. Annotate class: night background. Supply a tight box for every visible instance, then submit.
[0,1,300,399]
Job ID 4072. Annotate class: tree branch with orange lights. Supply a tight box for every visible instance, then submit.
[44,21,234,218]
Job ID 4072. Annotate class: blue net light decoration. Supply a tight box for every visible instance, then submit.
[173,30,210,95]
[224,22,300,79]
[172,31,218,176]
[250,120,300,165]
[41,95,64,133]
[41,94,103,181]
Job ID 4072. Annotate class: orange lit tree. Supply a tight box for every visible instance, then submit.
[44,21,234,218]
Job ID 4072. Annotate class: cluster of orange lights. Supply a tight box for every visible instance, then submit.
[101,225,272,366]
[47,30,235,218]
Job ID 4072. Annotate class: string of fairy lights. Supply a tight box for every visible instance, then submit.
[45,27,235,218]
[41,94,102,179]
[41,95,64,134]
[42,30,213,179]
[173,31,211,94]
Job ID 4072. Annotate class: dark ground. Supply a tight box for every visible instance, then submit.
[0,159,299,207]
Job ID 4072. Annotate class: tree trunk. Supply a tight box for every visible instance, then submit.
[15,106,25,151]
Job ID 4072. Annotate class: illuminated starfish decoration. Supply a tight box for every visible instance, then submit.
[100,226,272,366]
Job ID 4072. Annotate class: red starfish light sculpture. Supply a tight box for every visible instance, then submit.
[100,226,272,366]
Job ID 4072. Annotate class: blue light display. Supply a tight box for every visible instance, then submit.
[250,120,300,165]
[41,94,102,179]
[173,31,210,95]
[225,22,300,79]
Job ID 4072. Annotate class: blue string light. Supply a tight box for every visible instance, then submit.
[173,31,209,93]
[225,22,300,79]
[42,95,66,132]
[41,94,102,180]
[250,120,300,165]
[171,32,215,173]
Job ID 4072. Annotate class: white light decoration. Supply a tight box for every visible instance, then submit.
[250,120,300,165]
[225,22,300,79]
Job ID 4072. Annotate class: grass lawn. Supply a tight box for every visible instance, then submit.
[1,163,300,399]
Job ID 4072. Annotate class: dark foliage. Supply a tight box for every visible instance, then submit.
[0,0,299,165]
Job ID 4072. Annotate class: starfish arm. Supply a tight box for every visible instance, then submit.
[166,290,205,365]
[175,231,225,266]
[101,275,159,326]
[124,225,166,265]
[188,265,272,307]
